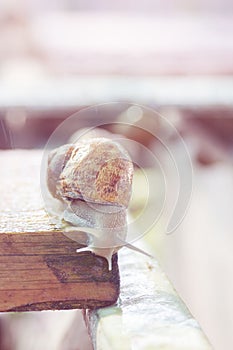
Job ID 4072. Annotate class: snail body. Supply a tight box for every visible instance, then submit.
[47,137,133,269]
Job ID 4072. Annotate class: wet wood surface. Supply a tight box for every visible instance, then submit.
[0,150,119,312]
[88,248,212,350]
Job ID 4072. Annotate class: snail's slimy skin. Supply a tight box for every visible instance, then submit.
[46,137,133,270]
[46,198,127,270]
[64,200,127,270]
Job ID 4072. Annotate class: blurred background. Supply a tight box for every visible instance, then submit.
[0,0,233,349]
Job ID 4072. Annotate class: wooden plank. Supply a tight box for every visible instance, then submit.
[31,14,233,76]
[1,77,233,111]
[0,150,120,311]
[88,248,212,349]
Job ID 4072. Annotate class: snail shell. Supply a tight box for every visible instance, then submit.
[48,138,133,207]
[47,137,133,269]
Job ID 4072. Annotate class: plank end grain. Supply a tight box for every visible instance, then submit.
[0,151,120,312]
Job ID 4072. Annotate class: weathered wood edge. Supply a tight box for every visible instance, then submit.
[0,150,120,311]
[0,231,120,312]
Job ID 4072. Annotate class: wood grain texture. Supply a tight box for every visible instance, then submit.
[0,150,120,312]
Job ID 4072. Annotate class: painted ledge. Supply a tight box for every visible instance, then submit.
[88,247,212,350]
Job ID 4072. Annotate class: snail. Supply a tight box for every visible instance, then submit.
[46,136,135,269]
